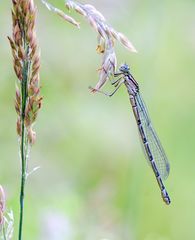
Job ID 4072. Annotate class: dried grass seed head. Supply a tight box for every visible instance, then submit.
[65,1,136,90]
[42,1,136,90]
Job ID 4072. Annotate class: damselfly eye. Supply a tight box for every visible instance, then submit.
[119,64,130,73]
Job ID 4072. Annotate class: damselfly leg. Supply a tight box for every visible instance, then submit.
[89,78,124,97]
[110,76,123,86]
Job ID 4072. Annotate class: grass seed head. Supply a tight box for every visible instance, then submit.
[9,0,42,144]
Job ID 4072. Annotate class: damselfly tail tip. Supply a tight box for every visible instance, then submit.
[164,197,171,205]
[161,190,171,205]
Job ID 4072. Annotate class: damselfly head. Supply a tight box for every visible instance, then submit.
[119,63,130,74]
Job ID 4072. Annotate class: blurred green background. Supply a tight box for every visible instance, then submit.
[0,0,195,239]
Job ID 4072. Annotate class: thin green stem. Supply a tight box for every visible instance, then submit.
[18,58,30,240]
[18,120,26,240]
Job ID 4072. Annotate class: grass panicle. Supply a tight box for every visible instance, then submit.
[8,0,41,239]
[66,0,137,90]
[42,0,137,91]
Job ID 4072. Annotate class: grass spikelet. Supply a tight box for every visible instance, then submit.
[41,0,80,28]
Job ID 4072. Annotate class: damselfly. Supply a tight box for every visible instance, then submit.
[90,64,171,205]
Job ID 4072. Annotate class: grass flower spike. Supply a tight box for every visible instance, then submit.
[65,0,137,91]
[41,0,137,91]
[8,0,41,239]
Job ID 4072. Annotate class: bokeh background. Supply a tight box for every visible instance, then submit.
[0,0,195,239]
